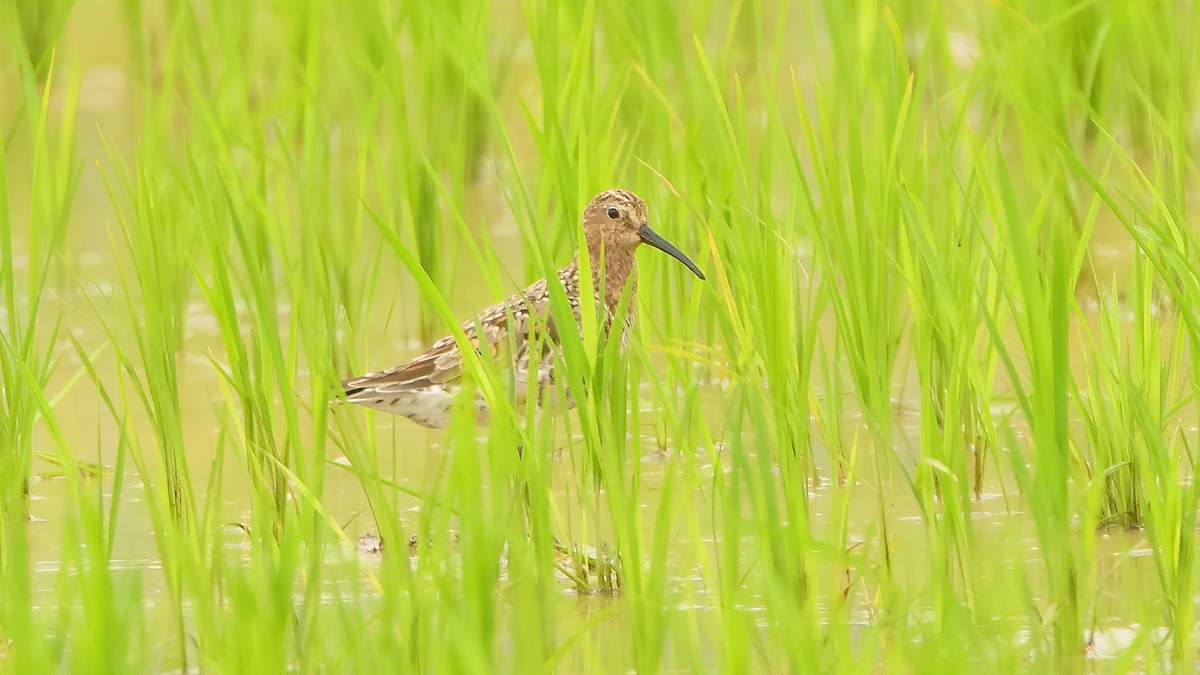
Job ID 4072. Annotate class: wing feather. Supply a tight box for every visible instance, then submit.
[342,275,560,400]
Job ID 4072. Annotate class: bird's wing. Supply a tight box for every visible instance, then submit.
[342,277,558,397]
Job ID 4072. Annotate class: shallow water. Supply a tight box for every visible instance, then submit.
[5,2,1195,672]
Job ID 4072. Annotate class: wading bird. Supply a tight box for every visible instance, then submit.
[342,189,705,427]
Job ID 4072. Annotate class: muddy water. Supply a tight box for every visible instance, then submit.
[3,3,1181,671]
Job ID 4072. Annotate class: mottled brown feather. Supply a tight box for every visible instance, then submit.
[341,265,579,400]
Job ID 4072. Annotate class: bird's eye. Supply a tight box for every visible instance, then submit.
[607,207,620,219]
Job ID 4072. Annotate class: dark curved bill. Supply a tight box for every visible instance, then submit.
[639,224,706,280]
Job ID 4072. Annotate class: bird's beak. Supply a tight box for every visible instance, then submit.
[638,224,705,280]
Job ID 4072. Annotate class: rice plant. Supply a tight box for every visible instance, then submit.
[3,0,1200,671]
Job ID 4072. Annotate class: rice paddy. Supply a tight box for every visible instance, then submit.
[3,0,1200,671]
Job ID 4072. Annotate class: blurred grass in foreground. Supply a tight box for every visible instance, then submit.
[2,0,1200,671]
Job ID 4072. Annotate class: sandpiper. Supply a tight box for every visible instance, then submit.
[342,189,705,428]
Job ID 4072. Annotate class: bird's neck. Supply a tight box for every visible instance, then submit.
[573,245,638,315]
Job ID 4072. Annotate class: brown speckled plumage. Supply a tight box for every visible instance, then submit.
[342,189,704,428]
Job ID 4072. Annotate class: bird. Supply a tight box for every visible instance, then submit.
[340,189,706,429]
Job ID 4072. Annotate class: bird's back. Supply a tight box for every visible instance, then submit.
[342,263,593,428]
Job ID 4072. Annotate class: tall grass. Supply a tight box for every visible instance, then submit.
[1,14,81,670]
[3,0,1200,671]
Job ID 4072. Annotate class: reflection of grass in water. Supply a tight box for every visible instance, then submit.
[2,0,1200,671]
